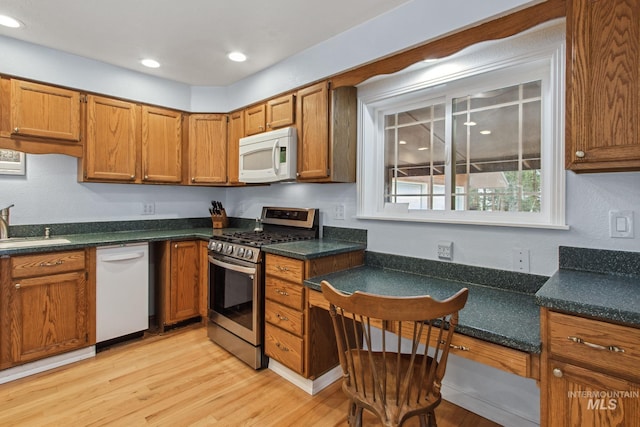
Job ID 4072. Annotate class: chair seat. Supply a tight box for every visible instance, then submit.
[345,350,441,425]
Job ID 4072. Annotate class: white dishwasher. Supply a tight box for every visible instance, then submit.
[96,243,149,343]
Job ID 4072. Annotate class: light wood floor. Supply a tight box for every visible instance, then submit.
[0,326,501,426]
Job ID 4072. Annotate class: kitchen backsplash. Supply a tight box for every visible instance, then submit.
[559,246,640,277]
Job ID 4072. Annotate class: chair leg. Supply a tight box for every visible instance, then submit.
[427,410,437,427]
[347,402,363,427]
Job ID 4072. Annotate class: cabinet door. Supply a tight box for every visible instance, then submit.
[296,82,329,180]
[9,271,89,363]
[169,241,200,323]
[188,113,227,184]
[567,0,640,171]
[547,360,640,426]
[85,95,139,182]
[141,106,182,183]
[244,104,266,136]
[227,110,244,184]
[10,79,81,142]
[266,94,295,130]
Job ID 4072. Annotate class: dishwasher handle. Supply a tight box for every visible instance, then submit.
[100,251,146,262]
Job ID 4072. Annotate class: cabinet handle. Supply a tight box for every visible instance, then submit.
[567,336,625,353]
[276,314,289,321]
[449,344,470,351]
[575,150,585,158]
[15,283,21,289]
[275,288,289,296]
[276,342,290,352]
[552,368,563,378]
[276,266,289,272]
[39,260,64,267]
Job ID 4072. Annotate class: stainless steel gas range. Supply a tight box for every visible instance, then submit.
[206,206,319,369]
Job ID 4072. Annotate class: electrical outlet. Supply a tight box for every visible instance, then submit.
[333,204,345,220]
[512,248,530,272]
[142,202,155,215]
[437,241,453,260]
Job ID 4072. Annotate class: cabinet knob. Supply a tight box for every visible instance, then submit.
[174,244,178,248]
[191,177,195,183]
[13,127,19,133]
[266,122,271,128]
[15,283,21,289]
[130,174,135,179]
[552,368,563,378]
[575,150,585,158]
[144,175,149,180]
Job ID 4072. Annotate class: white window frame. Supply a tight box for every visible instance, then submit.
[356,22,567,229]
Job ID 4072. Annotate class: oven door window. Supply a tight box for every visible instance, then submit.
[210,260,257,332]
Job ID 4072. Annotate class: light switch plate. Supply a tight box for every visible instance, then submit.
[609,210,634,238]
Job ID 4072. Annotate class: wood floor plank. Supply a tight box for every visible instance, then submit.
[0,326,501,426]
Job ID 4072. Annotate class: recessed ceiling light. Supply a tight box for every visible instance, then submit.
[141,58,160,68]
[0,14,22,28]
[463,121,477,126]
[228,51,247,62]
[399,140,407,145]
[418,147,429,151]
[480,130,492,135]
[423,58,438,63]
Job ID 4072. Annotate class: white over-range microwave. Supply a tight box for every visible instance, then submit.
[238,126,297,183]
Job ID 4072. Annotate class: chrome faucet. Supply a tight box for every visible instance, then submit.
[0,204,14,240]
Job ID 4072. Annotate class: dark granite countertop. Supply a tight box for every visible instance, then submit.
[304,265,541,353]
[536,269,640,326]
[262,239,366,260]
[535,247,640,327]
[0,227,217,256]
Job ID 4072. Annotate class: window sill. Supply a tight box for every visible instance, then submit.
[356,214,570,230]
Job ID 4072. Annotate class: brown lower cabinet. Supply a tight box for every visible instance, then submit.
[156,240,205,332]
[264,251,364,379]
[541,308,640,426]
[0,249,95,370]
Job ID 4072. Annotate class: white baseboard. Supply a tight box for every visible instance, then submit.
[0,346,96,385]
[268,359,342,395]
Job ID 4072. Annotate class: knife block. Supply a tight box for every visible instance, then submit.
[211,210,229,229]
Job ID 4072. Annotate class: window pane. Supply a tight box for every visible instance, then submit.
[452,81,542,212]
[384,103,446,210]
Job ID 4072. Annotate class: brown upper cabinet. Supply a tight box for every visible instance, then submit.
[244,93,296,137]
[141,105,183,183]
[227,109,245,185]
[0,78,83,157]
[566,0,640,172]
[244,103,266,136]
[83,95,139,182]
[187,113,228,185]
[266,93,295,130]
[296,82,357,183]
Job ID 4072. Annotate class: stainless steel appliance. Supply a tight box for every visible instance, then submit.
[207,206,319,369]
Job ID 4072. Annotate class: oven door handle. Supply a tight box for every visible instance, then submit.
[209,256,256,276]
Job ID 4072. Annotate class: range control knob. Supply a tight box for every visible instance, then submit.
[216,243,223,252]
[225,245,234,255]
[245,249,254,259]
[237,247,245,257]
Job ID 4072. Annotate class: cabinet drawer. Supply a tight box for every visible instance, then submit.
[265,300,304,336]
[265,254,304,282]
[548,311,640,380]
[11,250,86,279]
[265,276,304,310]
[265,324,304,374]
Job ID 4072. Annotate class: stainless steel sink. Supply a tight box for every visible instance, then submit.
[0,237,71,249]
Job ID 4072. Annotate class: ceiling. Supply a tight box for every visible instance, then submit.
[0,0,410,86]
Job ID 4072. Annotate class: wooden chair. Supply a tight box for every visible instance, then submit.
[321,281,469,427]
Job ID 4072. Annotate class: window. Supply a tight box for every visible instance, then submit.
[357,22,566,228]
